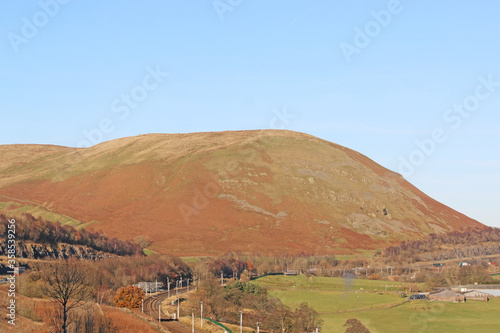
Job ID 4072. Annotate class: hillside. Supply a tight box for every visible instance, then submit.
[0,130,483,255]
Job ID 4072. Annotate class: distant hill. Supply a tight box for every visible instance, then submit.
[0,130,483,255]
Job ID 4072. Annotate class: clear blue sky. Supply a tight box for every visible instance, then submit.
[1,1,499,228]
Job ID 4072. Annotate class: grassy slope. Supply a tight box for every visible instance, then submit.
[0,130,484,255]
[0,201,84,226]
[254,275,500,333]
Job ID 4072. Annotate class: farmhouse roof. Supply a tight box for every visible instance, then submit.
[464,290,489,296]
[430,289,463,298]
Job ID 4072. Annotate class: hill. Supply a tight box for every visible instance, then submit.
[0,130,483,255]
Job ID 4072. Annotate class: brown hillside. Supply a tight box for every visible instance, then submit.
[0,130,483,255]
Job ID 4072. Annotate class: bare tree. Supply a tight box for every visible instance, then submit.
[43,260,94,333]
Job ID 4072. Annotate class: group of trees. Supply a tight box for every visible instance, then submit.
[193,253,342,281]
[0,213,142,256]
[381,227,500,264]
[17,253,193,332]
[208,256,250,278]
[186,279,323,332]
[424,264,496,289]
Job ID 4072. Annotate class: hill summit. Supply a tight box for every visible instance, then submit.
[0,130,482,255]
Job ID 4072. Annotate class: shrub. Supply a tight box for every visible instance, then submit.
[344,318,371,333]
[114,285,145,309]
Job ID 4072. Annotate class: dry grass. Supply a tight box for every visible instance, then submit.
[0,130,482,256]
[103,305,165,333]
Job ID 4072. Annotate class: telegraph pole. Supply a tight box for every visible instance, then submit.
[192,309,195,333]
[177,296,180,320]
[141,298,144,313]
[158,304,161,322]
[239,311,243,333]
[167,277,170,298]
[200,301,204,328]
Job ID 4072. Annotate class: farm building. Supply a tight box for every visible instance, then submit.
[134,281,163,293]
[429,289,466,303]
[474,289,500,298]
[464,290,489,301]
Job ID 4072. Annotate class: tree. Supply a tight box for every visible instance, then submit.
[293,302,323,332]
[343,318,371,333]
[114,285,145,308]
[264,299,294,332]
[43,260,95,333]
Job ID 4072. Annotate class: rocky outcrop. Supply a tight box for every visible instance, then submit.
[0,241,111,260]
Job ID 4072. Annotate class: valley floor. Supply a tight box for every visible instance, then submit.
[253,275,500,333]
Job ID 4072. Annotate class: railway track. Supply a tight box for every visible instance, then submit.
[143,292,170,320]
[143,290,201,333]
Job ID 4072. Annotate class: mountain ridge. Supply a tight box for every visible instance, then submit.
[0,130,483,255]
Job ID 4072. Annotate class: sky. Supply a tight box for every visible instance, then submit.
[1,1,499,228]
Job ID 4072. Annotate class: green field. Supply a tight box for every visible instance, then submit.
[254,275,500,332]
[0,200,104,229]
[0,201,82,226]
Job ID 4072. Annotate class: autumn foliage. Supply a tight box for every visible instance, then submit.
[0,213,142,256]
[381,226,500,263]
[343,318,371,333]
[114,285,145,308]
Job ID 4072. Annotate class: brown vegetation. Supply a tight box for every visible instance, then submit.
[184,278,323,332]
[12,253,191,331]
[381,226,500,264]
[0,213,142,256]
[0,130,483,256]
[114,285,145,308]
[343,318,371,333]
[42,260,95,333]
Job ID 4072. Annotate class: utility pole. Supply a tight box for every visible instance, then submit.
[187,278,190,292]
[239,311,243,333]
[158,304,161,322]
[167,277,170,298]
[192,309,195,333]
[177,296,180,320]
[221,271,224,285]
[141,298,144,313]
[200,301,204,328]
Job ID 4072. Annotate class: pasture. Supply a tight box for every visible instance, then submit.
[253,275,500,332]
